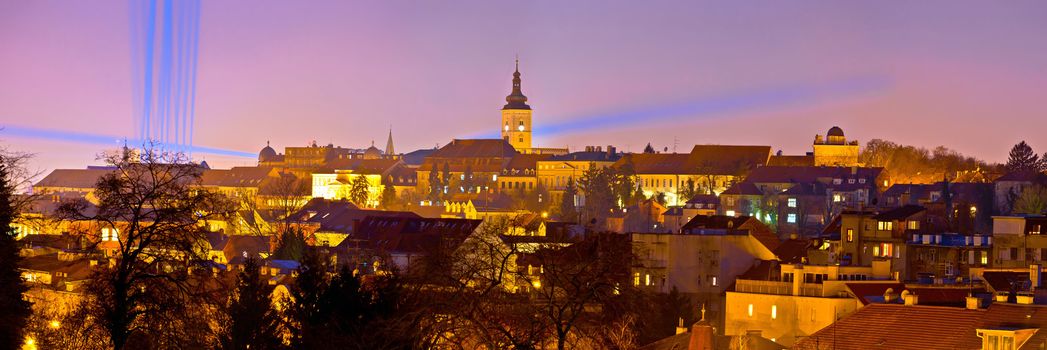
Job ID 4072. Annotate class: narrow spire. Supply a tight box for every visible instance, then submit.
[503,57,530,110]
[385,127,395,155]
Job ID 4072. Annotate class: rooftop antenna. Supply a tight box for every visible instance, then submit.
[673,137,679,153]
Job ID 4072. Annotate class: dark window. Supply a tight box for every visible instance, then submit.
[1011,248,1020,260]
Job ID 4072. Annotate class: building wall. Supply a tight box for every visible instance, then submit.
[812,144,860,167]
[501,109,532,150]
[725,291,858,346]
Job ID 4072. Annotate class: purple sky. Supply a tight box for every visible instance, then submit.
[3,1,1047,175]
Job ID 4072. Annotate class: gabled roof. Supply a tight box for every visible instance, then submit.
[545,151,621,162]
[503,154,552,174]
[429,139,518,159]
[19,253,94,281]
[773,239,811,264]
[614,145,771,175]
[680,215,780,251]
[320,158,403,174]
[744,166,883,184]
[686,194,719,205]
[982,271,1030,294]
[353,216,482,254]
[34,169,112,189]
[401,148,437,166]
[689,144,771,172]
[873,205,926,221]
[721,182,762,196]
[844,282,907,305]
[767,154,815,167]
[794,303,1047,350]
[223,236,271,261]
[200,167,275,187]
[997,171,1047,183]
[290,198,420,233]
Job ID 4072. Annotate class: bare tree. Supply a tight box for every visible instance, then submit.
[57,144,235,349]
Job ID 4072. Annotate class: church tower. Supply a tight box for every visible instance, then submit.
[501,59,532,151]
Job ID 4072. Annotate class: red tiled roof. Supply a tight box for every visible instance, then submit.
[744,166,883,184]
[772,239,811,264]
[430,139,518,159]
[34,169,113,189]
[614,145,771,175]
[795,303,1047,350]
[767,154,815,167]
[845,282,906,305]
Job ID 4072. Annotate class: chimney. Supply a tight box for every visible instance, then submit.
[675,318,687,335]
[883,288,896,303]
[688,306,715,350]
[1017,293,1035,305]
[966,295,981,310]
[903,291,918,306]
[1031,264,1042,289]
[792,264,804,296]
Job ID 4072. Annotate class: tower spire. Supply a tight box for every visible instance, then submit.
[504,57,530,110]
[385,127,395,155]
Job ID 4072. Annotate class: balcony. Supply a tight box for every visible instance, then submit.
[734,279,827,297]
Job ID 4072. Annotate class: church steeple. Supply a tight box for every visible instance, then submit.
[385,127,395,155]
[503,58,530,110]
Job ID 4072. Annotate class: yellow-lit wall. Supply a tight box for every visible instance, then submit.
[312,172,384,208]
[813,144,860,167]
[501,109,532,150]
[725,291,858,346]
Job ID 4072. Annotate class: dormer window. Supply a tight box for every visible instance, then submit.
[848,178,855,184]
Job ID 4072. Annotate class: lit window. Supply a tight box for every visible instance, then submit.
[725,210,736,217]
[771,305,777,320]
[859,178,866,184]
[748,304,754,317]
[846,229,854,242]
[833,194,842,202]
[633,272,640,286]
[907,220,919,230]
[645,274,651,286]
[787,214,797,223]
[787,198,797,208]
[980,251,988,265]
[878,221,893,231]
[711,276,718,286]
[504,124,509,131]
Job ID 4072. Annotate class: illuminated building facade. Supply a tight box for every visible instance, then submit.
[500,60,567,156]
[812,126,860,167]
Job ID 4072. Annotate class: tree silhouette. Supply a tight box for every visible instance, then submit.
[1006,141,1041,173]
[0,156,31,350]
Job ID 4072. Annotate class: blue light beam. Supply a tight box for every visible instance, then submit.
[1,125,254,158]
[470,75,892,139]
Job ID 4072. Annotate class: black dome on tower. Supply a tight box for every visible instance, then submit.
[503,59,531,110]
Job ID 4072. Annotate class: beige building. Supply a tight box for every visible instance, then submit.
[991,215,1047,268]
[632,216,780,325]
[812,126,860,167]
[619,145,772,206]
[536,147,621,208]
[725,261,897,346]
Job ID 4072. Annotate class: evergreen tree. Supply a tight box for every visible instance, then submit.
[273,228,307,261]
[380,178,398,210]
[441,162,452,194]
[0,157,31,350]
[462,164,474,193]
[427,167,441,202]
[347,176,370,207]
[224,257,282,350]
[559,177,579,222]
[1006,141,1041,173]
